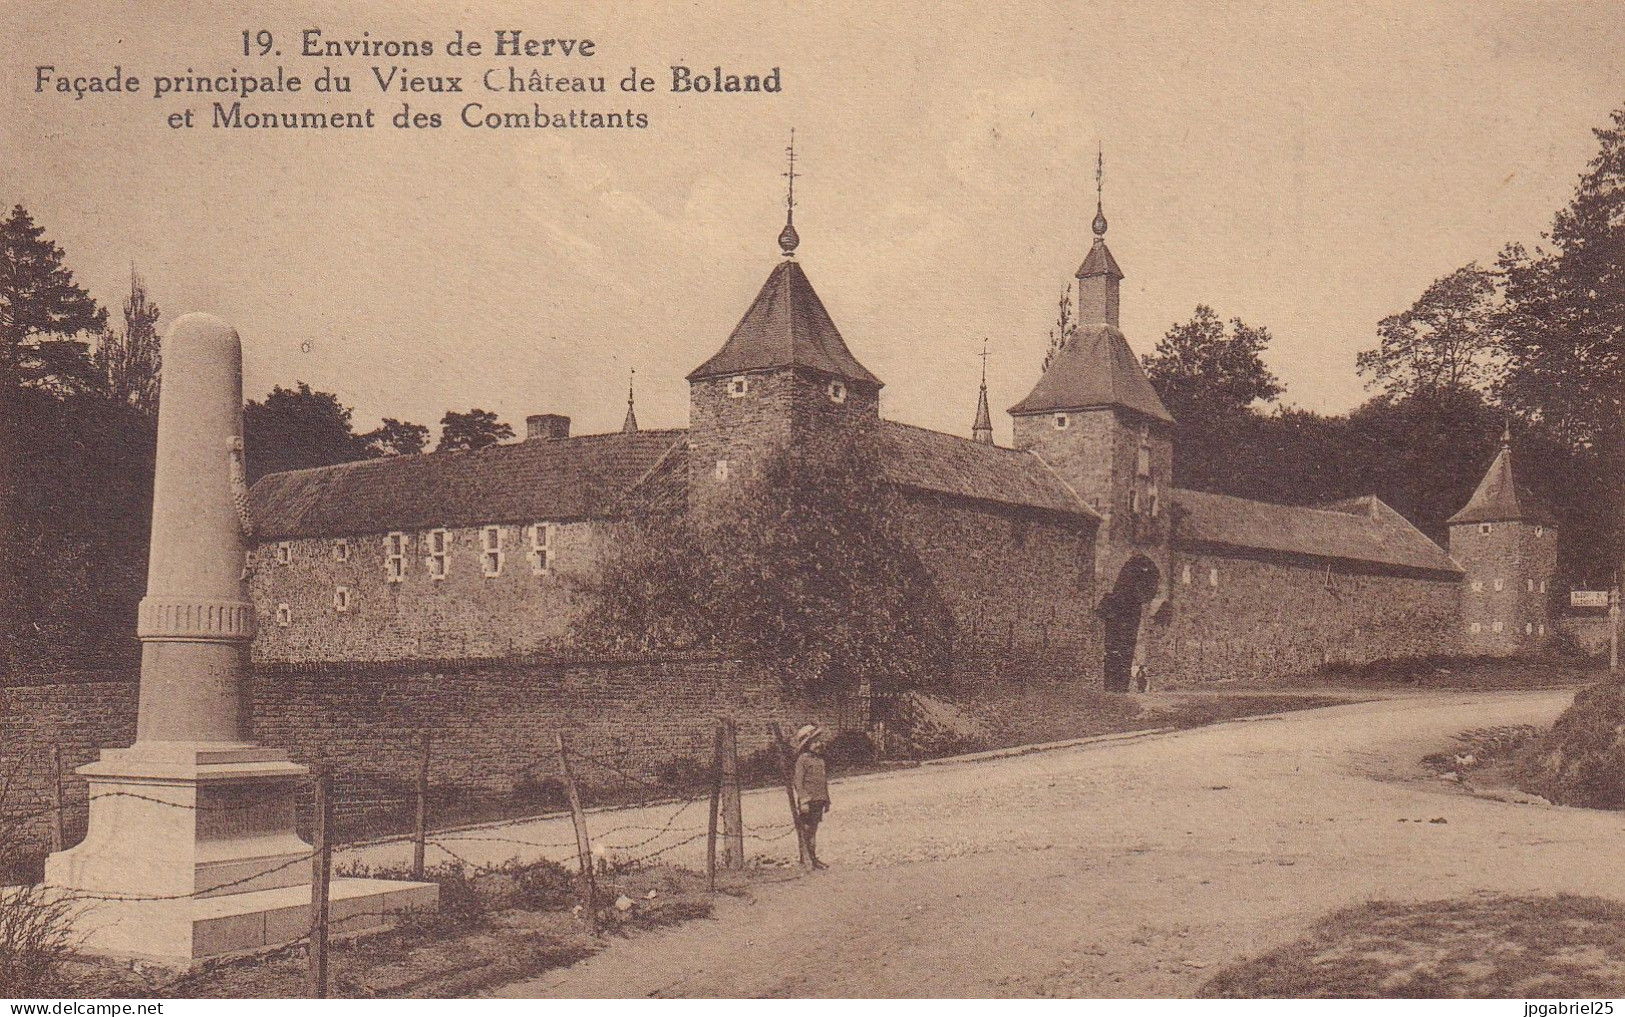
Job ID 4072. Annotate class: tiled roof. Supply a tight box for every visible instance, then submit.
[687,260,882,386]
[1446,446,1557,527]
[1008,323,1175,423]
[878,422,1097,520]
[249,430,687,538]
[1172,488,1462,576]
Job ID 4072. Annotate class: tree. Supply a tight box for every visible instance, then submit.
[579,431,956,694]
[1144,305,1284,418]
[243,382,370,482]
[92,267,162,414]
[436,408,514,453]
[0,205,106,396]
[1357,262,1501,399]
[362,417,430,457]
[1042,282,1074,372]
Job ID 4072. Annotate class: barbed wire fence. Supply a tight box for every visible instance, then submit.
[0,715,816,996]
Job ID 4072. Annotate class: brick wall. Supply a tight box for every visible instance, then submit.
[1146,549,1462,685]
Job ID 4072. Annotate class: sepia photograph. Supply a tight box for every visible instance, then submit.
[4,0,1625,1004]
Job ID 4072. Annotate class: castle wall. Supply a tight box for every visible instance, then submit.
[891,488,1100,669]
[250,520,606,663]
[1450,520,1559,654]
[1145,548,1462,685]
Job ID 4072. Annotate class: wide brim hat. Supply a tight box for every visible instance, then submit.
[792,724,825,753]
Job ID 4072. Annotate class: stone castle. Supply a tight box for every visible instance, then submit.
[246,181,1558,692]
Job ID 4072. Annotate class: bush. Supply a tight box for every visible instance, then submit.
[823,729,876,769]
[510,773,570,813]
[0,885,79,994]
[1525,683,1625,809]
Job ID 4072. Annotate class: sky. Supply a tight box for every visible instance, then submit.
[4,1,1622,445]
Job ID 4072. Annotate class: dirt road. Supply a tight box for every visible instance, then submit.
[456,691,1624,996]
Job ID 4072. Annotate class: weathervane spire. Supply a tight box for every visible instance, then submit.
[1092,142,1108,240]
[778,128,801,257]
[972,338,995,445]
[621,367,639,433]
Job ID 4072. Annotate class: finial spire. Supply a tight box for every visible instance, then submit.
[1501,413,1512,449]
[1092,142,1108,240]
[972,338,995,445]
[778,128,801,257]
[621,367,639,433]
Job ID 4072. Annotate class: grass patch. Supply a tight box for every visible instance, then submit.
[1304,655,1602,692]
[1203,894,1625,998]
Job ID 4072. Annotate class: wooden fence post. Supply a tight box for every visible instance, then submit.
[555,733,598,935]
[412,731,431,880]
[706,721,723,892]
[308,767,333,999]
[49,745,64,854]
[768,723,807,867]
[720,718,743,870]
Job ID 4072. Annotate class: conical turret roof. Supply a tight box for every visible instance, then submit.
[1008,323,1173,423]
[687,261,881,386]
[1447,443,1556,527]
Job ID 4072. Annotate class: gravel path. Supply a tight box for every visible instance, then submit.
[404,690,1610,997]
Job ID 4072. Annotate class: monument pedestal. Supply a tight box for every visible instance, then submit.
[45,742,436,964]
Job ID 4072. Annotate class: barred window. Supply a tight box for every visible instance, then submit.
[276,541,292,565]
[481,525,503,578]
[275,603,292,627]
[385,532,407,582]
[427,528,449,580]
[531,522,554,574]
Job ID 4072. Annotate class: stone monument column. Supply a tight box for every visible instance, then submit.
[45,313,435,964]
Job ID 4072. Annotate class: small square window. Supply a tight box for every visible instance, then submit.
[275,603,292,627]
[333,586,351,613]
[1494,578,1505,592]
[427,528,449,580]
[1053,413,1069,430]
[333,539,349,563]
[276,541,292,565]
[729,376,749,398]
[531,522,553,574]
[1471,580,1484,592]
[1479,523,1492,535]
[386,531,407,582]
[827,380,847,404]
[715,460,730,482]
[1535,526,1544,537]
[1470,622,1482,634]
[1208,567,1219,588]
[481,525,503,578]
[1492,620,1504,633]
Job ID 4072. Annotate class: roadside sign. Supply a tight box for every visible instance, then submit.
[1572,591,1610,608]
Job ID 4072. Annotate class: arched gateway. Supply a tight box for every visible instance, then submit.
[1100,554,1160,692]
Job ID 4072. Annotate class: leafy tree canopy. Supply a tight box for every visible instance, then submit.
[363,417,430,457]
[243,382,369,482]
[1358,262,1501,400]
[1144,305,1283,419]
[436,408,514,452]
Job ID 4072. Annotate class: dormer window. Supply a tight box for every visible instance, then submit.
[728,376,749,398]
[1054,413,1069,430]
[827,380,847,404]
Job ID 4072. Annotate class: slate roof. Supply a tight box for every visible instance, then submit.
[1076,238,1123,280]
[249,430,687,539]
[1171,488,1462,576]
[687,260,882,386]
[1446,446,1557,527]
[877,422,1097,520]
[1008,323,1175,423]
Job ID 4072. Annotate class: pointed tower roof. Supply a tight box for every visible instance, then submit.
[1446,432,1556,527]
[621,370,639,433]
[1008,323,1173,423]
[972,342,994,444]
[1077,146,1124,282]
[687,260,882,385]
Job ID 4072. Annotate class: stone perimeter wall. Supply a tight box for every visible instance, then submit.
[1146,549,1464,685]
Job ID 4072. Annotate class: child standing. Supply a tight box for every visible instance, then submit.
[791,724,831,870]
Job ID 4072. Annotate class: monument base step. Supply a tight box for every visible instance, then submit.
[68,877,438,965]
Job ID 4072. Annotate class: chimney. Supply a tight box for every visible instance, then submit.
[526,414,571,441]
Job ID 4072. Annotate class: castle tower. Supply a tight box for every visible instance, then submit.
[1447,424,1558,654]
[1009,151,1174,690]
[686,135,882,510]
